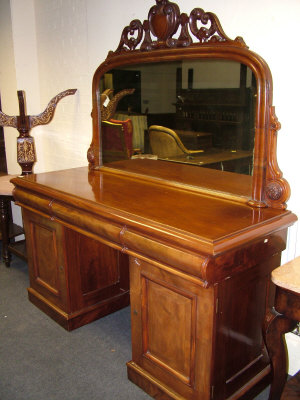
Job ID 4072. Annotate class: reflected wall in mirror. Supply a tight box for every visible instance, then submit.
[100,60,256,175]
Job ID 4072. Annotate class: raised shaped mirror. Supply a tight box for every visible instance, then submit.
[88,0,290,210]
[100,59,256,176]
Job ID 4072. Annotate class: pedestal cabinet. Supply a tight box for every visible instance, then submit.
[127,236,285,400]
[22,209,129,331]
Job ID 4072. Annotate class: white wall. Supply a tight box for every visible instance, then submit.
[1,0,300,254]
[0,0,18,168]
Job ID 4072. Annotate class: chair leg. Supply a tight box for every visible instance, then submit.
[0,197,11,267]
[263,307,297,400]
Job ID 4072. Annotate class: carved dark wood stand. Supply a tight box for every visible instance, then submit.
[0,89,76,266]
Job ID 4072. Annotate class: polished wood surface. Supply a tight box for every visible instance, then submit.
[22,208,129,330]
[12,163,296,398]
[282,372,300,399]
[264,257,300,400]
[11,165,295,257]
[105,159,253,201]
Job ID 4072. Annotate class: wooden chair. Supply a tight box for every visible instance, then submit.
[263,256,300,399]
[0,175,27,266]
[0,91,30,267]
[148,125,204,159]
[102,118,134,163]
[0,89,77,267]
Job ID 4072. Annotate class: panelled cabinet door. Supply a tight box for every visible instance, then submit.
[64,228,129,313]
[128,257,216,400]
[22,209,130,330]
[22,210,69,311]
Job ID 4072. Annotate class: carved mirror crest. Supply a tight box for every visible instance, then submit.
[88,0,290,210]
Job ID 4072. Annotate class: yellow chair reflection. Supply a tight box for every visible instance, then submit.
[148,125,204,159]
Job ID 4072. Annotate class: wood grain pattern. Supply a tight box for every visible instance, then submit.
[129,257,215,399]
[11,167,295,254]
[22,209,129,330]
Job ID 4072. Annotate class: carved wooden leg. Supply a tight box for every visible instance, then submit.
[0,196,11,267]
[263,308,297,400]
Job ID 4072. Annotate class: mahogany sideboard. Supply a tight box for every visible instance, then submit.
[11,161,296,399]
[11,1,298,399]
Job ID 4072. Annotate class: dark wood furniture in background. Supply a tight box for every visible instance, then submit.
[0,89,76,266]
[264,257,300,400]
[11,1,296,399]
[175,76,256,152]
[0,93,23,267]
[0,95,8,174]
[102,118,134,163]
[176,129,213,149]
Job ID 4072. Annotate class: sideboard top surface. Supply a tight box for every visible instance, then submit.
[12,164,296,254]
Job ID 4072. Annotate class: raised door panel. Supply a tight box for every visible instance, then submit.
[78,235,119,294]
[213,253,282,399]
[129,257,215,400]
[65,229,129,312]
[143,277,196,386]
[23,210,68,310]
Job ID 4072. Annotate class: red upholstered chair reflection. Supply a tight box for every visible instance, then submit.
[102,119,134,163]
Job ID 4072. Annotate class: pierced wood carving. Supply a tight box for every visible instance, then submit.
[90,0,291,210]
[0,89,77,174]
[114,0,246,54]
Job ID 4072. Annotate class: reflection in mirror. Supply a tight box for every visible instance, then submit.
[100,59,256,175]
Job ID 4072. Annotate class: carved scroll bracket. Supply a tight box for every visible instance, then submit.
[113,0,247,55]
[0,89,77,174]
[264,106,290,209]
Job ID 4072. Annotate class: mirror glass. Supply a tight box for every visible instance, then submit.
[100,59,257,175]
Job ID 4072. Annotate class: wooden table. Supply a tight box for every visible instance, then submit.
[11,160,297,400]
[176,130,213,149]
[264,257,300,400]
[163,148,253,174]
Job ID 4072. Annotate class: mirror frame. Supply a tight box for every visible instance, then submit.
[88,0,290,210]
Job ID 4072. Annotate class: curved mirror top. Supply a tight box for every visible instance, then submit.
[100,59,256,177]
[88,0,290,209]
